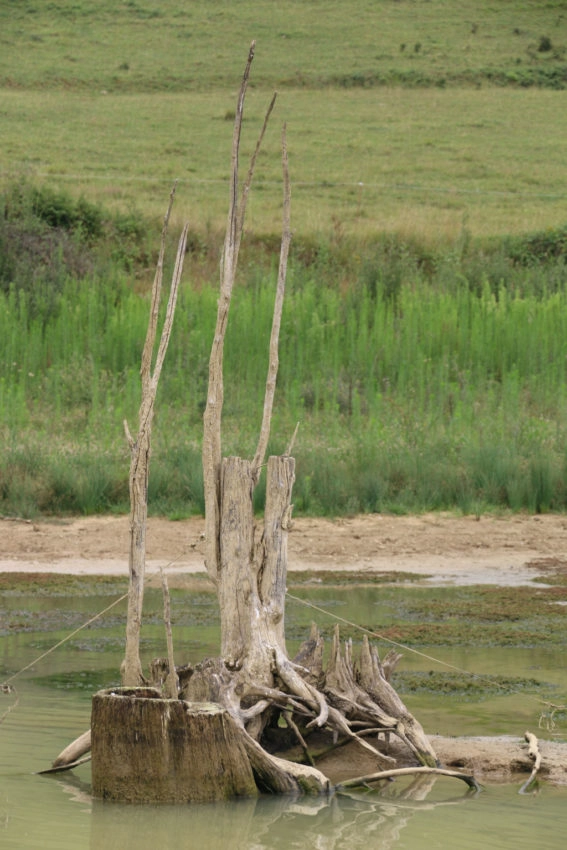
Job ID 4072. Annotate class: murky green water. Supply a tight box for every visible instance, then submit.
[1,584,567,849]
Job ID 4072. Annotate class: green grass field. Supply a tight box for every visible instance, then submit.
[2,85,567,239]
[1,1,567,237]
[2,0,566,91]
[1,1,567,518]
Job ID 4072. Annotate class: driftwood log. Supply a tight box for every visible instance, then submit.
[519,731,542,794]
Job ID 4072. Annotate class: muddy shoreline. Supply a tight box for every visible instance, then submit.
[2,512,567,586]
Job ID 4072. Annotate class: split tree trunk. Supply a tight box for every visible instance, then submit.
[217,454,292,669]
[188,41,437,792]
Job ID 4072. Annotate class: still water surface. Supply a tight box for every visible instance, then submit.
[1,586,566,849]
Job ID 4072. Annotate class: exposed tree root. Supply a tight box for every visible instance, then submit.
[38,755,92,775]
[51,729,92,769]
[51,622,436,796]
[337,765,482,793]
[173,621,437,791]
[302,625,437,768]
[243,730,331,795]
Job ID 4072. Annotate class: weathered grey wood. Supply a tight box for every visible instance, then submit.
[519,730,542,794]
[217,456,257,669]
[251,127,292,483]
[51,44,440,800]
[51,729,92,769]
[122,189,188,687]
[160,567,179,699]
[243,731,330,795]
[260,456,295,647]
[91,688,257,803]
[202,42,260,586]
[191,45,437,789]
[337,765,481,792]
[323,626,437,767]
[359,634,436,766]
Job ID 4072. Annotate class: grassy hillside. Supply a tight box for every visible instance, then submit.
[1,1,567,237]
[2,1,566,91]
[2,85,567,239]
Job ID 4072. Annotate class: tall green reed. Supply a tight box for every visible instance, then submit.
[2,238,567,516]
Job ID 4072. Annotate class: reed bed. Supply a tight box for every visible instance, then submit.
[2,229,567,517]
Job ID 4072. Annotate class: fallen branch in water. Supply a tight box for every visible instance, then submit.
[51,729,92,769]
[519,731,542,794]
[38,755,92,775]
[336,765,481,793]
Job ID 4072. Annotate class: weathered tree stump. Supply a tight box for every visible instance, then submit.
[91,688,257,803]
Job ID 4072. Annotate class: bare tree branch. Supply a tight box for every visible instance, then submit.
[152,222,189,387]
[202,44,278,582]
[236,90,278,254]
[142,182,178,391]
[252,124,291,480]
[122,190,188,686]
[285,421,300,457]
[223,40,256,281]
[160,567,179,700]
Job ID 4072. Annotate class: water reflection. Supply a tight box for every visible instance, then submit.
[35,771,565,850]
[75,775,472,850]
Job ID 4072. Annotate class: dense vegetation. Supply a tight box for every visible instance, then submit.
[1,1,567,517]
[2,181,567,517]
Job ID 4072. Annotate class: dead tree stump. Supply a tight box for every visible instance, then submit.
[91,688,257,803]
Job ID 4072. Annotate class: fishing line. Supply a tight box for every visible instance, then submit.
[1,556,561,726]
[287,591,492,678]
[0,552,188,721]
[285,589,560,710]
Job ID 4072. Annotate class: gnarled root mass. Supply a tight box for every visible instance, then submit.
[52,625,436,797]
[173,623,437,795]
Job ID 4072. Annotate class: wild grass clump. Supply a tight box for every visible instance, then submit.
[0,437,204,518]
[2,189,567,517]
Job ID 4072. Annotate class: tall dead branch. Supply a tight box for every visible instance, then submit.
[122,186,188,686]
[202,42,279,585]
[192,43,437,794]
[252,124,291,481]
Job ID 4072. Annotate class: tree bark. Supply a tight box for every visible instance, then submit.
[121,190,188,686]
[91,688,257,803]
